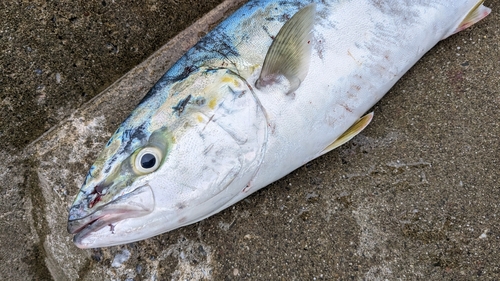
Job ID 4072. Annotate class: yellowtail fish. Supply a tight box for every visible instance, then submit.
[67,0,490,248]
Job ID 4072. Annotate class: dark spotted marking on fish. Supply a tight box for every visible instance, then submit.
[121,123,148,153]
[108,224,115,233]
[172,94,192,116]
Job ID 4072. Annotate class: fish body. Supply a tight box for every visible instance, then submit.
[68,0,490,248]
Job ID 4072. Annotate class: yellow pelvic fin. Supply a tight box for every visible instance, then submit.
[320,112,374,155]
[256,4,315,93]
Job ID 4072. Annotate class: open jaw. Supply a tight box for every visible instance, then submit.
[67,184,155,248]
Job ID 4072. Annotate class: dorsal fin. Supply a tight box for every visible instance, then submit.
[320,112,374,156]
[256,4,315,93]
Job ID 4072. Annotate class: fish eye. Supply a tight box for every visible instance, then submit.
[134,147,162,174]
[141,153,156,168]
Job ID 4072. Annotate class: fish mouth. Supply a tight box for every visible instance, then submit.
[67,184,155,248]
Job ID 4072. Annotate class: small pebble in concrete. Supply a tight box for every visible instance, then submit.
[111,249,131,268]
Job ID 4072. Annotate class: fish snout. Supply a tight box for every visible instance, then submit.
[67,184,155,238]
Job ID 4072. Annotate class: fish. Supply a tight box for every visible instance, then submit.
[67,0,490,248]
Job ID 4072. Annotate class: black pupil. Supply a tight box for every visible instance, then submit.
[140,153,156,169]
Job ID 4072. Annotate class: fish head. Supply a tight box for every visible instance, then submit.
[68,67,267,248]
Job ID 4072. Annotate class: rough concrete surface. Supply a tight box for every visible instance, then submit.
[1,0,499,280]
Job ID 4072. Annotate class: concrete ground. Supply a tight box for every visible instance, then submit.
[1,0,499,280]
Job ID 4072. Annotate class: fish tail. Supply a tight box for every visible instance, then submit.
[448,1,491,38]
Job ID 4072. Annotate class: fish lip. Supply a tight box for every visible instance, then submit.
[67,216,103,235]
[67,184,155,246]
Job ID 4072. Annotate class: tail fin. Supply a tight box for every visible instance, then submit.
[449,1,491,37]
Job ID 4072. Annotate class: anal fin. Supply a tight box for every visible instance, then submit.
[320,112,374,156]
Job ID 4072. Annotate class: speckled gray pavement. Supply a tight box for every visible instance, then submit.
[1,0,499,280]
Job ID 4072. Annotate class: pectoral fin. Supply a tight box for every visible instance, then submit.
[320,112,374,155]
[449,1,490,37]
[256,4,315,93]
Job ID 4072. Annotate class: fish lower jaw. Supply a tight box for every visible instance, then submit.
[68,184,156,248]
[72,214,122,249]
